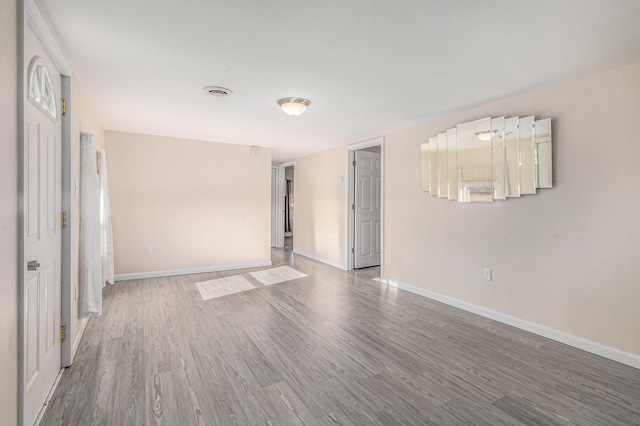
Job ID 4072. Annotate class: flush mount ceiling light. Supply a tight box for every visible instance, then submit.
[277,97,311,116]
[475,130,498,141]
[203,86,233,97]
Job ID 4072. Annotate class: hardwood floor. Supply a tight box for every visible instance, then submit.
[41,247,640,425]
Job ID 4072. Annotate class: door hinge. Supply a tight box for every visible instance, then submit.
[61,212,67,229]
[352,160,356,167]
[60,325,66,343]
[352,204,356,210]
[351,248,355,254]
[62,99,67,116]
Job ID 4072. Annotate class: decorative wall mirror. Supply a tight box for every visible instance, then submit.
[421,116,553,202]
[535,118,553,189]
[446,128,457,201]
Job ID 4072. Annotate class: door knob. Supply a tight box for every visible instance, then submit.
[27,260,40,271]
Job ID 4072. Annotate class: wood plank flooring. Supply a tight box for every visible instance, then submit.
[41,246,640,425]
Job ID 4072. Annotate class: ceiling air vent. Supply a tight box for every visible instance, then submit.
[203,86,233,97]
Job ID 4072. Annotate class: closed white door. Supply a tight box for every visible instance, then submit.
[354,150,381,268]
[24,26,62,426]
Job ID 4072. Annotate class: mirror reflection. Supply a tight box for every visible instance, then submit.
[519,116,536,195]
[505,117,520,197]
[457,118,492,202]
[491,117,506,200]
[447,128,458,201]
[437,133,448,198]
[535,118,552,189]
[420,115,552,202]
[420,142,430,192]
[429,136,438,195]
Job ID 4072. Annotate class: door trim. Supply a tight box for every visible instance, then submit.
[60,75,75,368]
[346,137,384,272]
[25,1,72,75]
[21,2,74,424]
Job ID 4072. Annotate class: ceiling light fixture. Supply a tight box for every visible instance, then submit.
[277,97,311,116]
[475,130,498,141]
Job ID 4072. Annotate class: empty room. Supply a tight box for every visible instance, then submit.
[2,0,640,425]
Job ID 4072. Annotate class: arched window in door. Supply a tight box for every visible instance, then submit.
[28,56,58,121]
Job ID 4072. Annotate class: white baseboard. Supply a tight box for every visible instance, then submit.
[293,249,347,271]
[72,317,89,362]
[381,277,640,370]
[114,261,273,281]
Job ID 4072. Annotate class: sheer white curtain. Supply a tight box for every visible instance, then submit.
[98,150,115,286]
[80,132,114,317]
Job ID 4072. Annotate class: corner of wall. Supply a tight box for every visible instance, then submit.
[0,0,20,422]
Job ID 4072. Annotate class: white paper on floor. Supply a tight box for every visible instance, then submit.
[250,266,307,286]
[196,275,256,300]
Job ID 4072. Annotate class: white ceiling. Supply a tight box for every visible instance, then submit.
[38,0,640,162]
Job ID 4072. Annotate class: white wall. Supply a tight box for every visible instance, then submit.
[0,0,19,422]
[384,62,640,357]
[290,62,640,362]
[293,146,347,268]
[106,131,272,277]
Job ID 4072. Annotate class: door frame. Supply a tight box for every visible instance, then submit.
[345,137,384,272]
[276,161,295,248]
[20,1,75,423]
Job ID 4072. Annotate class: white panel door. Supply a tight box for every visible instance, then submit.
[24,26,62,426]
[354,150,381,268]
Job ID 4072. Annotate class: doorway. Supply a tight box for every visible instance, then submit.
[271,166,278,247]
[284,165,294,249]
[22,5,76,425]
[347,138,384,271]
[275,161,295,248]
[23,24,63,426]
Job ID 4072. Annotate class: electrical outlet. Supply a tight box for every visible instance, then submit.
[145,246,153,255]
[233,241,239,249]
[484,268,492,281]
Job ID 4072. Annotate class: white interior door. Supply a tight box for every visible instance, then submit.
[24,26,62,426]
[354,150,381,268]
